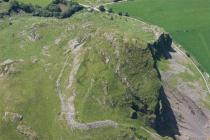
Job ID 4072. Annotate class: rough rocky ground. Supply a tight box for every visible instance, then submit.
[160,45,210,140]
[135,17,210,139]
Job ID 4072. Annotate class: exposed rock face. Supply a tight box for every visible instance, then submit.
[3,112,38,140]
[3,112,23,122]
[148,33,210,139]
[149,33,173,60]
[0,59,24,77]
[157,43,210,139]
[17,125,38,140]
[164,84,210,140]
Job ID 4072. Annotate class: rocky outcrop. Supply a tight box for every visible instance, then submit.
[156,39,210,139]
[0,59,24,77]
[3,112,23,123]
[149,33,174,60]
[17,125,38,140]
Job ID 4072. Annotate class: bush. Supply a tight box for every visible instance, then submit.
[118,11,122,16]
[60,4,83,18]
[52,0,60,4]
[9,0,20,12]
[46,4,61,12]
[99,5,105,12]
[19,3,34,13]
[124,12,129,16]
[185,52,191,57]
[7,0,83,18]
[108,8,113,13]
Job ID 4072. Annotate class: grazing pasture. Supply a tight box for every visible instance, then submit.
[109,0,210,73]
[0,12,157,140]
[17,0,51,6]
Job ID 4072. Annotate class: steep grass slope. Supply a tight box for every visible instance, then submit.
[0,11,165,139]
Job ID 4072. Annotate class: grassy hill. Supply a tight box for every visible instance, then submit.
[1,0,210,139]
[0,9,166,139]
[109,0,210,74]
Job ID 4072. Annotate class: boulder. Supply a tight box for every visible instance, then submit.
[3,112,23,122]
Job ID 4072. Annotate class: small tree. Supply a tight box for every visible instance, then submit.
[46,4,61,12]
[124,12,129,16]
[9,0,20,12]
[20,3,34,13]
[185,52,191,57]
[108,8,113,13]
[99,5,105,12]
[118,11,122,16]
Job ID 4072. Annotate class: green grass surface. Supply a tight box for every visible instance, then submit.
[0,1,9,13]
[0,11,162,139]
[17,0,51,6]
[109,0,210,74]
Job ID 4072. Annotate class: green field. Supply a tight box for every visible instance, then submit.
[109,0,210,73]
[17,0,51,6]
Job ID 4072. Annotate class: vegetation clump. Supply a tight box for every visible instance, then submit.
[99,5,105,12]
[7,0,83,18]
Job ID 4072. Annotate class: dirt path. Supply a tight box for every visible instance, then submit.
[56,39,117,130]
[56,56,70,115]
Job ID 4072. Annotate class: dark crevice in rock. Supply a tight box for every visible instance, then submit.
[154,86,180,139]
[149,33,175,60]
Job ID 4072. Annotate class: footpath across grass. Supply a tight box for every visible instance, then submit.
[109,0,210,74]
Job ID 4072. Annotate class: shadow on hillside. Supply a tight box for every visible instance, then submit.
[154,86,180,139]
[161,46,176,59]
[149,33,177,80]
